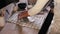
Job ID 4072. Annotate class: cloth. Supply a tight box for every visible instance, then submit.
[5,3,14,21]
[7,12,19,23]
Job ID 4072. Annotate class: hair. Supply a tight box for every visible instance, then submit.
[18,3,27,10]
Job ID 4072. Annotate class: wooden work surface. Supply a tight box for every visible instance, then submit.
[0,11,49,34]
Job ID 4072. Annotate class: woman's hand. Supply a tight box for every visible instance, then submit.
[18,11,29,19]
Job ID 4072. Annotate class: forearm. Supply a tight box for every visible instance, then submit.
[28,0,49,16]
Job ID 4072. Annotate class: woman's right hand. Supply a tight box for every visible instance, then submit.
[18,11,29,19]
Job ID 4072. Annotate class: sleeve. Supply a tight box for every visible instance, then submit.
[28,0,49,16]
